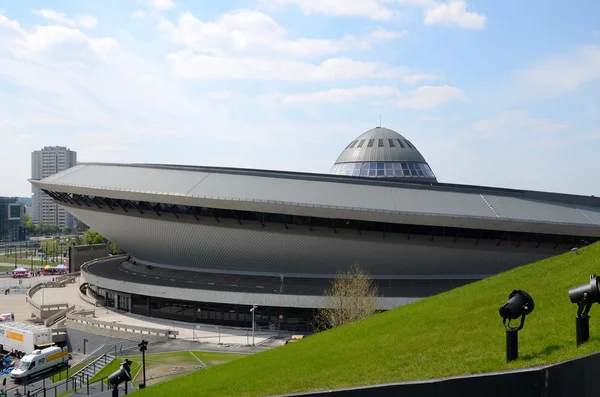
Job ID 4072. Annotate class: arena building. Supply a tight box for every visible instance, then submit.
[29,127,600,330]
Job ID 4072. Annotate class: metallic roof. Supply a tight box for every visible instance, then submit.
[333,127,429,164]
[29,162,600,237]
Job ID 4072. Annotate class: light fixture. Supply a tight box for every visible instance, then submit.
[499,289,535,362]
[108,359,133,397]
[568,274,600,346]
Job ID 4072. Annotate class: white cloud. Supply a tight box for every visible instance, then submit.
[76,16,98,29]
[512,45,600,99]
[0,15,116,63]
[168,51,437,83]
[396,85,465,109]
[424,1,486,29]
[282,85,462,108]
[264,0,399,20]
[283,86,400,104]
[159,10,405,59]
[31,9,98,29]
[131,10,147,19]
[468,111,571,140]
[149,0,174,10]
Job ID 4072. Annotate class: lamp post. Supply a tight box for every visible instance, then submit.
[138,340,148,389]
[250,304,258,346]
[499,289,535,363]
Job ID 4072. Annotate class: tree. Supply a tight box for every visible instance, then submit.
[82,229,106,245]
[61,226,72,235]
[315,263,380,330]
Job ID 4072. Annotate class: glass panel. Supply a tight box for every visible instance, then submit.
[404,140,413,148]
[377,162,384,169]
[385,163,394,171]
[388,139,395,147]
[354,163,362,170]
[357,140,365,148]
[403,170,411,176]
[408,163,416,169]
[377,170,385,176]
[368,169,376,176]
[348,140,358,148]
[345,168,353,176]
[402,162,409,169]
[367,139,374,147]
[417,170,425,176]
[410,170,418,176]
[361,163,370,170]
[360,169,368,176]
[352,169,360,176]
[369,162,378,170]
[396,139,405,148]
[378,139,384,147]
[393,163,402,170]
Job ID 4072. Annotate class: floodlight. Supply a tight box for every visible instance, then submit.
[108,359,132,397]
[499,289,534,362]
[568,275,600,346]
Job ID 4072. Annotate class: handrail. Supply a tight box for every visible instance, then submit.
[67,313,179,338]
[44,305,75,327]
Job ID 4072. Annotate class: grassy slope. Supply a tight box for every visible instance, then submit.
[134,243,600,397]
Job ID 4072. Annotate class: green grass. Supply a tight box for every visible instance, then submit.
[51,358,93,382]
[88,351,243,388]
[133,242,600,397]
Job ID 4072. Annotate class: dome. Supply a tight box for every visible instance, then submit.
[330,127,437,182]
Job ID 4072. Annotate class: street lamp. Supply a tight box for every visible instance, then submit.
[138,340,148,389]
[568,275,600,346]
[250,304,258,346]
[499,289,535,362]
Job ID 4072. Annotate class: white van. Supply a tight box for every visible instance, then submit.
[10,346,69,381]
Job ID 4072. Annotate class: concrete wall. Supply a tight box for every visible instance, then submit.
[69,244,109,272]
[67,327,141,356]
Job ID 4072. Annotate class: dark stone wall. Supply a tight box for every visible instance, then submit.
[69,244,109,272]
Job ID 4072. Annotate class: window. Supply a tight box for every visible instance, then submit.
[388,139,395,147]
[348,140,358,149]
[404,140,413,149]
[378,139,384,147]
[367,139,374,147]
[396,139,405,148]
[357,140,365,148]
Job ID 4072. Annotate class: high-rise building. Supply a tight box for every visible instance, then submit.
[31,146,77,229]
[0,197,24,242]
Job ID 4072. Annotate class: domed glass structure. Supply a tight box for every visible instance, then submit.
[330,127,437,183]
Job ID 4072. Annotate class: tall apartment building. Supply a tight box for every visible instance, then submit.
[32,146,77,229]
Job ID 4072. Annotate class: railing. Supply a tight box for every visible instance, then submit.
[79,282,106,307]
[56,271,80,283]
[67,313,179,338]
[44,305,75,327]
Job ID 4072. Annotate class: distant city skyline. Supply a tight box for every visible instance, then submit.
[1,0,599,197]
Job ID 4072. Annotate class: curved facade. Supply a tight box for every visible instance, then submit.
[330,127,437,182]
[27,127,600,324]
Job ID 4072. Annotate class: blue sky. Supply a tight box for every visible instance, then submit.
[0,0,599,197]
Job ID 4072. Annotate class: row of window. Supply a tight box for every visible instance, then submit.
[330,162,436,178]
[345,138,416,150]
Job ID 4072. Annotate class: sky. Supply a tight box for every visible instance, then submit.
[0,0,599,197]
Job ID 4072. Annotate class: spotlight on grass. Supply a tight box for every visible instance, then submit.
[499,289,534,362]
[569,274,600,346]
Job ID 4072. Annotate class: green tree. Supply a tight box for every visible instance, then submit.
[314,263,380,330]
[61,226,72,235]
[82,229,106,245]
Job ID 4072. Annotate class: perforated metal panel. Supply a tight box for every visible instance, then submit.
[68,206,553,278]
